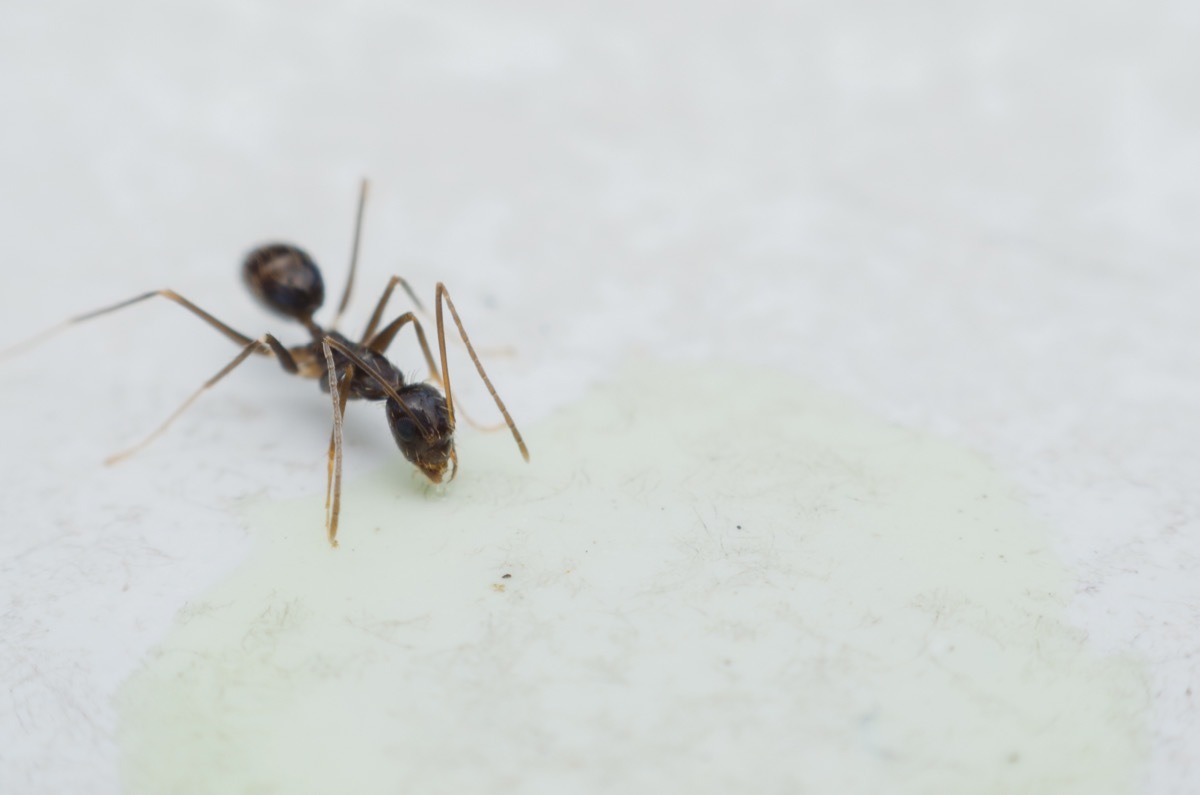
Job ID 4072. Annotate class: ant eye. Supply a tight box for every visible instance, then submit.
[391,414,421,443]
[385,394,433,449]
[385,385,452,461]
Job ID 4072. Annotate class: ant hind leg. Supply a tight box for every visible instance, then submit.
[105,334,298,465]
[1,289,258,360]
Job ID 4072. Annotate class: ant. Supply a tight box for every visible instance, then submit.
[2,181,529,546]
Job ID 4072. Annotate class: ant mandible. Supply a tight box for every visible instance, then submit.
[2,181,529,546]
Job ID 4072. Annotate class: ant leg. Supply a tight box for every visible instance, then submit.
[434,283,529,461]
[321,340,353,547]
[105,335,298,465]
[320,333,456,545]
[322,335,431,434]
[365,311,438,376]
[359,276,425,344]
[359,276,513,359]
[366,312,506,432]
[330,178,369,332]
[1,290,257,360]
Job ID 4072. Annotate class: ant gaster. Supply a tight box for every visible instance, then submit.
[2,181,529,546]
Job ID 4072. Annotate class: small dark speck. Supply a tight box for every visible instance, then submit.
[502,573,512,579]
[737,524,742,529]
[1007,752,1020,764]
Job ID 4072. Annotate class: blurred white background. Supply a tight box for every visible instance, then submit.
[0,1,1197,792]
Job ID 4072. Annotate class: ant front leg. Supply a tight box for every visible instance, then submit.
[106,334,299,465]
[321,339,354,547]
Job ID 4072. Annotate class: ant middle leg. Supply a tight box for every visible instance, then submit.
[1,289,257,360]
[365,312,438,377]
[105,334,299,465]
[319,335,429,547]
[365,311,505,432]
[359,276,426,344]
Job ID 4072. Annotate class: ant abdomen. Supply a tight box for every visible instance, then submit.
[244,244,325,321]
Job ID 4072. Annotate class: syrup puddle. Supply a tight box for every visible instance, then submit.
[119,362,1146,793]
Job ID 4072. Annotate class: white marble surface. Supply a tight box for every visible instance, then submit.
[0,1,1197,792]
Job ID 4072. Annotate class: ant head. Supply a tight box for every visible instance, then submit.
[386,383,456,483]
[243,244,325,321]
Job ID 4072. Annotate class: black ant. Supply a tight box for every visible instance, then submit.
[2,181,529,546]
